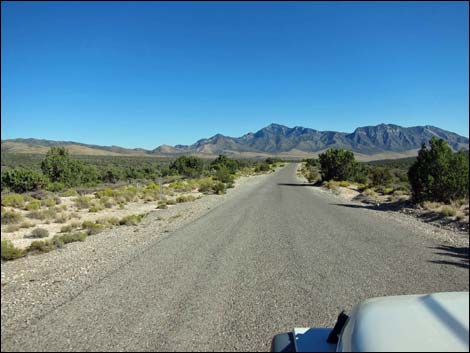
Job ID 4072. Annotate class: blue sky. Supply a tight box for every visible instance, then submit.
[1,1,468,149]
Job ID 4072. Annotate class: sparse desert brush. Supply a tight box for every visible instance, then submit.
[383,187,394,195]
[89,203,105,213]
[95,188,119,199]
[323,181,339,190]
[166,199,176,205]
[157,201,168,209]
[54,213,69,224]
[338,181,350,187]
[440,205,457,217]
[60,224,74,233]
[25,200,41,211]
[3,225,20,233]
[422,201,440,211]
[41,197,57,208]
[1,209,23,225]
[81,221,105,235]
[1,240,26,260]
[59,232,87,244]
[63,188,79,197]
[197,178,214,193]
[74,196,93,209]
[362,188,378,198]
[27,207,57,220]
[28,239,56,253]
[176,195,197,203]
[29,227,49,238]
[213,182,226,195]
[119,214,145,226]
[1,194,25,208]
[19,221,34,229]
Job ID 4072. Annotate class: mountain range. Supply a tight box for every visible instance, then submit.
[2,123,468,161]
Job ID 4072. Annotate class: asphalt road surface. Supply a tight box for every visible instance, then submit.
[6,164,469,351]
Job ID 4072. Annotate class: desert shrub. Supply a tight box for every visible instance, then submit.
[362,188,378,198]
[176,195,197,203]
[170,181,192,192]
[157,202,168,209]
[255,163,271,173]
[166,199,176,205]
[1,169,47,193]
[440,205,457,217]
[211,155,239,174]
[63,188,79,197]
[119,214,145,226]
[41,197,57,207]
[28,239,56,253]
[99,217,120,226]
[1,240,25,260]
[3,225,20,233]
[1,210,23,225]
[74,196,93,209]
[319,149,356,182]
[19,221,34,228]
[338,181,350,187]
[46,181,66,192]
[213,182,226,195]
[29,227,49,238]
[198,178,214,193]
[170,156,204,178]
[59,232,87,244]
[27,207,56,220]
[1,194,25,208]
[408,138,469,203]
[81,221,104,235]
[89,203,105,213]
[214,166,235,184]
[303,165,320,183]
[60,224,74,233]
[370,167,393,188]
[25,200,41,211]
[54,213,69,223]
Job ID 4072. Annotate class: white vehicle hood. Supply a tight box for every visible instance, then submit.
[338,292,469,352]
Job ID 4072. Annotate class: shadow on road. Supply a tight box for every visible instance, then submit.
[331,200,410,212]
[429,245,469,269]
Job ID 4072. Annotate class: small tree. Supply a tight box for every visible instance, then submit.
[408,137,469,203]
[318,149,356,181]
[210,155,239,174]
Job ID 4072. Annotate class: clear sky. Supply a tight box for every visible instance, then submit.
[1,1,468,149]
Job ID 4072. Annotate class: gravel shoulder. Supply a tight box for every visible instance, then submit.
[1,171,274,349]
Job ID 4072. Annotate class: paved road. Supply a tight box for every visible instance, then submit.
[7,164,469,351]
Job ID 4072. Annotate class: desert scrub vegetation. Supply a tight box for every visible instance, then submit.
[1,193,25,208]
[27,207,57,220]
[119,213,146,226]
[176,195,197,203]
[29,227,50,239]
[25,200,41,211]
[81,221,105,235]
[1,209,23,225]
[74,196,93,209]
[1,240,26,260]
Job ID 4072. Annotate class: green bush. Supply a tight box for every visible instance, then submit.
[1,209,23,225]
[408,138,469,203]
[169,156,204,178]
[25,200,41,211]
[1,240,26,260]
[29,227,50,238]
[46,181,66,192]
[59,232,87,244]
[210,155,239,174]
[81,221,104,235]
[214,166,235,184]
[27,208,56,220]
[176,195,197,203]
[74,196,93,209]
[63,188,79,197]
[1,194,25,208]
[197,178,214,193]
[213,182,226,195]
[28,239,56,253]
[319,149,357,181]
[1,169,47,193]
[119,214,145,226]
[4,225,20,233]
[41,198,57,207]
